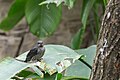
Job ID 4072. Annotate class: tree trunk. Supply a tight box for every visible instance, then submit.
[90,0,120,80]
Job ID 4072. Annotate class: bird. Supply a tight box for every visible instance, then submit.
[24,41,45,62]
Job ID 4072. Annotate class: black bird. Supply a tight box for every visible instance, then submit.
[24,41,45,62]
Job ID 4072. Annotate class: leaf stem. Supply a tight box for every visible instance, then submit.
[62,76,88,80]
[78,58,92,69]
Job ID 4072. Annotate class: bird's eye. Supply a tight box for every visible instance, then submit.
[37,41,43,44]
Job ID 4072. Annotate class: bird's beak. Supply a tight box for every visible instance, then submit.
[41,44,44,47]
[38,43,43,47]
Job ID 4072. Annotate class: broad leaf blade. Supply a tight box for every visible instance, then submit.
[0,0,27,30]
[37,45,80,75]
[0,57,29,80]
[17,45,80,75]
[0,45,80,79]
[25,0,62,38]
[76,45,96,66]
[64,60,90,79]
[64,45,96,79]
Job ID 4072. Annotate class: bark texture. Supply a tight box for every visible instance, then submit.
[90,0,120,80]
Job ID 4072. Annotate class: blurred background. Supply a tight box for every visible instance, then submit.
[0,0,104,59]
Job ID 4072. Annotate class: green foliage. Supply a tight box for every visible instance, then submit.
[39,0,75,9]
[0,0,27,30]
[71,29,83,49]
[55,73,63,80]
[71,0,107,49]
[0,45,96,80]
[26,0,62,38]
[0,57,29,80]
[64,45,96,79]
[76,45,96,66]
[64,60,90,79]
[0,0,62,38]
[103,0,108,6]
[0,45,80,80]
[0,0,107,79]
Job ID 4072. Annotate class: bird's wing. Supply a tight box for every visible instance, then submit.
[24,48,37,62]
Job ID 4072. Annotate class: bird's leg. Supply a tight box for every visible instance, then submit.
[37,58,43,62]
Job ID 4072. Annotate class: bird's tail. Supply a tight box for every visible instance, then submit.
[15,59,25,62]
[24,57,31,62]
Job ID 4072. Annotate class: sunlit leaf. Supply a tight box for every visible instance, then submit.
[0,45,80,79]
[34,45,80,75]
[64,45,96,79]
[0,57,29,80]
[17,45,80,75]
[64,60,90,79]
[76,45,96,65]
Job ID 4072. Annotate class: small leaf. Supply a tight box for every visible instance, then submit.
[39,73,56,80]
[39,0,75,9]
[55,73,63,80]
[30,65,44,78]
[39,0,63,6]
[64,0,76,9]
[25,0,62,38]
[16,70,34,77]
[0,0,27,30]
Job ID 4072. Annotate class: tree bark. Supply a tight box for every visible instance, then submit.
[90,0,120,80]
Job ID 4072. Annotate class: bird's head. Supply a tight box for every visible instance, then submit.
[37,41,44,47]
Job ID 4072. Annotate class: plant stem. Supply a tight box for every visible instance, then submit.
[78,58,92,69]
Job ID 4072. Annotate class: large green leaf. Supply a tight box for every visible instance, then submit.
[71,0,96,49]
[0,0,27,30]
[0,45,80,79]
[64,45,96,79]
[18,45,80,75]
[39,0,75,9]
[0,57,29,80]
[25,0,62,38]
[76,45,96,66]
[64,60,90,79]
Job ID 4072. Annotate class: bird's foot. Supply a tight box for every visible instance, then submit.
[37,58,43,62]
